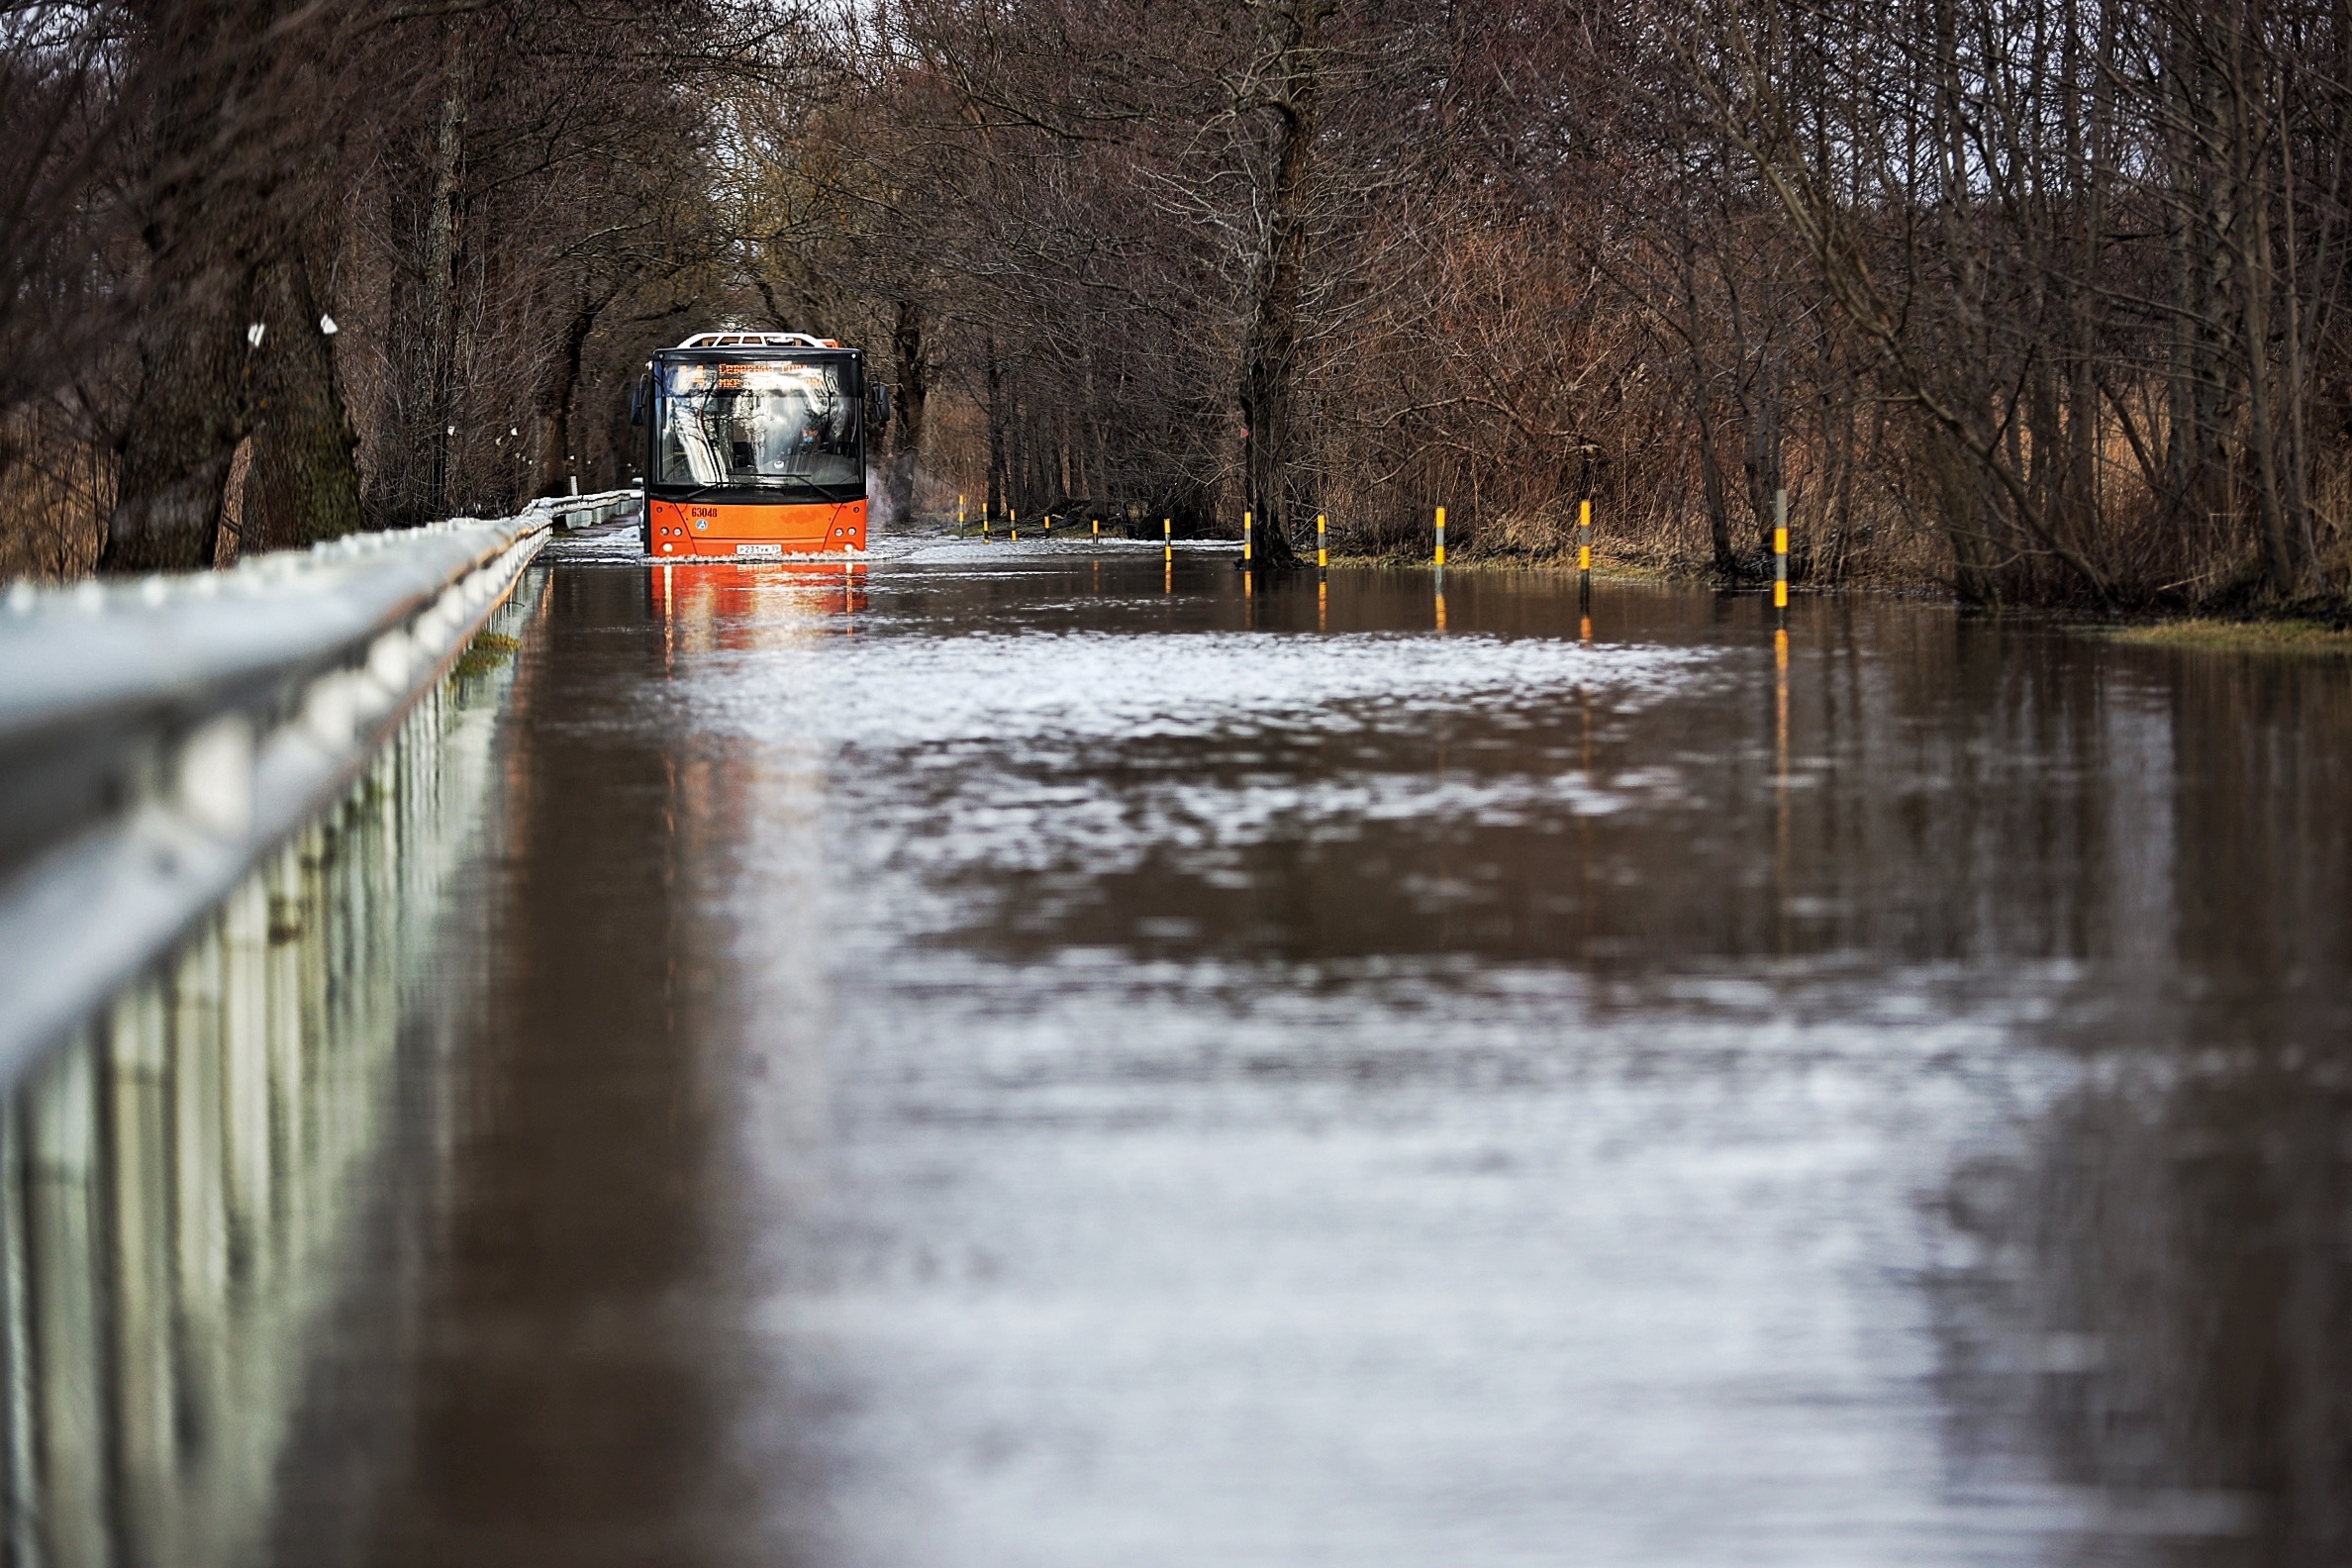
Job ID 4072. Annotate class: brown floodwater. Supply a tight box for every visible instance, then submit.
[9,534,2352,1566]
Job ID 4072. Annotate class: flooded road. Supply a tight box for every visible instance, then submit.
[19,539,2352,1565]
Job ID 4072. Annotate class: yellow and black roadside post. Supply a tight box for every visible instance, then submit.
[1243,509,1253,568]
[1773,488,1789,622]
[1434,506,1450,630]
[958,493,967,534]
[1163,517,1173,593]
[1317,512,1329,630]
[1010,507,1019,542]
[1578,498,1594,609]
[1771,489,1791,878]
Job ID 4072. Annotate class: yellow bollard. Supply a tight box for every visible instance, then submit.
[1434,506,1446,568]
[958,493,966,532]
[1317,512,1327,569]
[1773,488,1789,614]
[1011,506,1018,542]
[1163,516,1172,565]
[1243,510,1253,566]
[1092,517,1100,542]
[1578,497,1593,615]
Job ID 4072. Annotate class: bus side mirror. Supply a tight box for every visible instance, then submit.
[629,371,650,428]
[867,384,892,432]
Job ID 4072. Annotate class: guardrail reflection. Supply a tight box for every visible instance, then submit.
[0,575,541,1568]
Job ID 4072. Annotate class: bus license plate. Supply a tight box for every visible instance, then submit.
[735,543,783,558]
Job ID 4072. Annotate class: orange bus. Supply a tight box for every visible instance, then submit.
[635,331,891,558]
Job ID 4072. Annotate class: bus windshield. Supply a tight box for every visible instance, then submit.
[656,359,860,493]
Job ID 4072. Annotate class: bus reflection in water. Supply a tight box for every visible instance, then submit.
[652,560,867,656]
[0,579,540,1568]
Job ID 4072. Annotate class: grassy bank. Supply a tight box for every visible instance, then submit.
[1323,551,1682,583]
[2098,618,2352,654]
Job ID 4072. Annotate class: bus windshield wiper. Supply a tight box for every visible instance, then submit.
[660,479,809,501]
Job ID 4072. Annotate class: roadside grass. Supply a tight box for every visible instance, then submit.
[451,631,523,680]
[1322,552,1679,582]
[2101,618,2352,654]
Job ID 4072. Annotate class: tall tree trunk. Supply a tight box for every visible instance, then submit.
[1082,340,1110,512]
[1693,387,1735,578]
[2277,92,2322,573]
[101,5,289,572]
[1016,411,1034,518]
[2228,37,2299,597]
[245,245,364,550]
[2241,222,2297,596]
[1236,0,1331,569]
[420,14,470,523]
[887,296,929,525]
[1933,430,2002,605]
[533,293,603,500]
[104,283,256,572]
[1671,239,1737,578]
[1739,348,1783,555]
[985,343,1006,522]
[2165,34,2231,564]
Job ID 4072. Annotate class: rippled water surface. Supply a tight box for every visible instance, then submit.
[38,537,2352,1566]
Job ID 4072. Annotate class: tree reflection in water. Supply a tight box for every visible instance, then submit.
[1926,648,2352,1564]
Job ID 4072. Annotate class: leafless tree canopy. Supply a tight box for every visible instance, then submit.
[0,0,790,576]
[5,0,2349,606]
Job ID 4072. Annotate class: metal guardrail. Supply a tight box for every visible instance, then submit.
[532,487,639,531]
[0,572,541,1566]
[0,515,550,1078]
